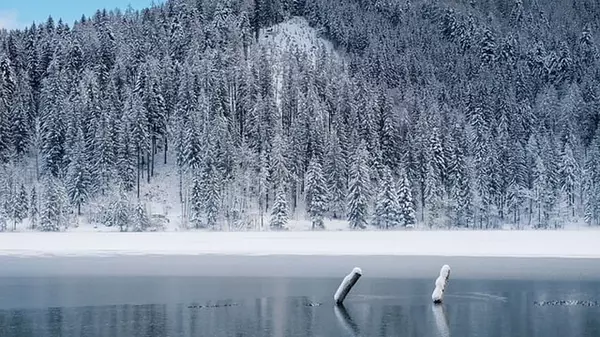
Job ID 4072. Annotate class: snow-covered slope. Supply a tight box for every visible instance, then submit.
[259,16,342,107]
[259,16,337,61]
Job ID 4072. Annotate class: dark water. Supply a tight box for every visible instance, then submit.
[0,276,599,336]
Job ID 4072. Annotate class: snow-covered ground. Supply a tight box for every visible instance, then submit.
[0,230,599,258]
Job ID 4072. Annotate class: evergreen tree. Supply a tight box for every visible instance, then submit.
[425,160,444,228]
[190,173,204,229]
[584,129,600,226]
[107,187,132,232]
[559,143,578,218]
[17,183,28,224]
[66,127,91,215]
[269,131,289,188]
[377,90,400,169]
[133,202,150,232]
[397,168,416,227]
[305,158,328,230]
[8,182,27,231]
[29,186,38,230]
[117,113,136,192]
[40,177,67,232]
[325,131,347,219]
[373,167,401,229]
[127,88,149,200]
[202,141,221,230]
[39,59,67,177]
[10,97,31,158]
[347,142,370,229]
[270,185,289,230]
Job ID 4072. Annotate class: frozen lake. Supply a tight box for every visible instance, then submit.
[0,256,599,336]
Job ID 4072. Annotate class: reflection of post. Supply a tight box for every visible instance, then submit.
[334,267,362,305]
[334,304,360,337]
[432,304,450,337]
[432,265,451,304]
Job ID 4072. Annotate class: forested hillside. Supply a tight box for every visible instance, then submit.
[0,0,599,231]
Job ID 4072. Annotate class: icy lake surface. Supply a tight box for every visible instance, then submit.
[0,256,599,337]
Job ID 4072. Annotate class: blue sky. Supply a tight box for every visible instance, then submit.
[0,0,162,30]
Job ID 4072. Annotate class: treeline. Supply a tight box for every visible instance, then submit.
[0,0,599,231]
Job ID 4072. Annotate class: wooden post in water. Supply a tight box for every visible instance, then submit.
[334,267,362,305]
[432,264,451,304]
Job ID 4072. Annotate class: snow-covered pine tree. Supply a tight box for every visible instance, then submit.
[91,107,116,195]
[202,141,222,230]
[256,151,269,229]
[532,154,548,228]
[9,182,29,230]
[108,187,132,232]
[373,167,401,229]
[127,88,149,200]
[0,55,15,163]
[270,185,289,230]
[325,131,347,219]
[377,90,400,170]
[559,143,579,218]
[584,126,600,226]
[39,59,67,177]
[425,160,443,228]
[0,103,10,164]
[8,184,21,231]
[347,141,371,229]
[397,168,416,227]
[190,173,204,229]
[269,131,290,190]
[66,127,91,215]
[10,97,31,158]
[40,178,60,232]
[18,184,28,219]
[184,117,203,173]
[29,186,38,230]
[305,158,328,230]
[133,202,150,232]
[0,210,6,232]
[142,60,167,179]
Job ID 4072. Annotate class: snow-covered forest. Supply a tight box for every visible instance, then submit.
[0,0,599,231]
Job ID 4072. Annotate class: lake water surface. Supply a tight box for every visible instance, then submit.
[0,256,599,337]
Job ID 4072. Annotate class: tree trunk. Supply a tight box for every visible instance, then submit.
[265,191,270,214]
[78,203,81,216]
[528,199,533,227]
[164,135,168,165]
[179,169,183,203]
[259,183,264,231]
[147,152,151,184]
[151,136,156,177]
[291,180,297,213]
[35,151,40,181]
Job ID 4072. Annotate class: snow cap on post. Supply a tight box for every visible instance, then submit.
[432,264,451,304]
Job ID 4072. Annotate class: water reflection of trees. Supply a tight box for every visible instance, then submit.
[0,304,168,337]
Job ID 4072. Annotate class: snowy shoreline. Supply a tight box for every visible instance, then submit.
[0,230,598,259]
